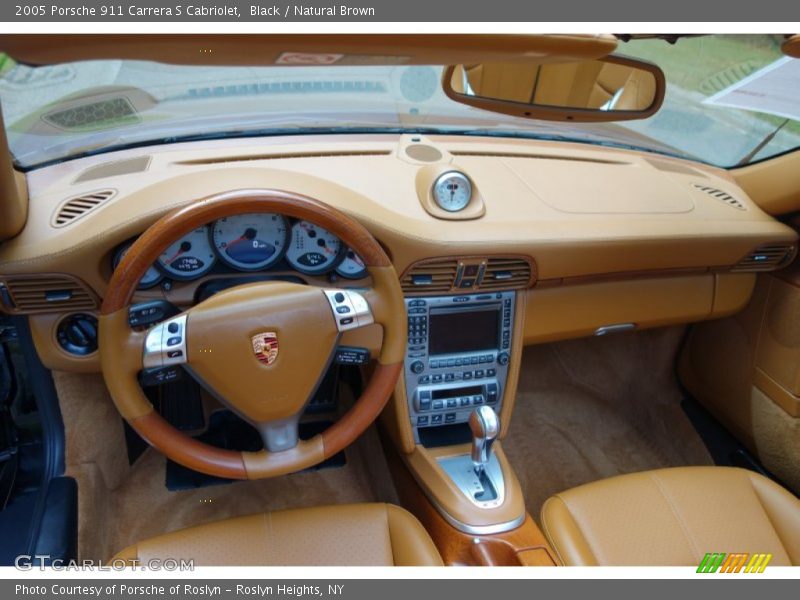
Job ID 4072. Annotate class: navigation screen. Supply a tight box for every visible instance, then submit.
[428,306,500,356]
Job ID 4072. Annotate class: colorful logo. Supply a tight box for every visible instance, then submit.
[697,553,772,573]
[251,331,279,365]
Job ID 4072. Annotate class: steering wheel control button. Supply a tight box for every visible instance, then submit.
[324,289,374,332]
[334,346,370,365]
[128,300,180,328]
[139,366,182,387]
[143,313,188,369]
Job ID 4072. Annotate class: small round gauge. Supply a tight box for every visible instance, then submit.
[335,249,368,280]
[211,213,289,271]
[432,171,473,212]
[157,226,216,280]
[112,243,163,290]
[285,221,343,275]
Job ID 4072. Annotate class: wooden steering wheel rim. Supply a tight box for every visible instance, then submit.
[98,189,405,480]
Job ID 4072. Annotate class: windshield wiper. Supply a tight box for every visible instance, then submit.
[735,119,790,166]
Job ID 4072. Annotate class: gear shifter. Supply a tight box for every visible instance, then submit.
[469,406,499,475]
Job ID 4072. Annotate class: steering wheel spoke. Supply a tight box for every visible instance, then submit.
[256,416,301,453]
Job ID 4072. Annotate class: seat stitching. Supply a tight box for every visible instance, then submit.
[384,504,396,566]
[649,472,702,563]
[549,494,605,565]
[539,496,568,566]
[745,473,792,561]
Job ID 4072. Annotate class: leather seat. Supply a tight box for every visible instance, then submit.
[114,503,443,566]
[541,467,800,566]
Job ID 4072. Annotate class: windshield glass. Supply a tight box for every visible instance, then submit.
[0,34,797,169]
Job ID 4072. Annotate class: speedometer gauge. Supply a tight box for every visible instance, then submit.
[157,226,216,280]
[432,171,472,212]
[211,213,289,271]
[285,221,343,275]
[335,249,367,279]
[112,243,163,290]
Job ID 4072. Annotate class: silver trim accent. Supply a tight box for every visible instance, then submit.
[142,313,188,369]
[323,289,373,332]
[594,323,636,337]
[438,452,505,510]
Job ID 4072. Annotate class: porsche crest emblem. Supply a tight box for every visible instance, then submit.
[251,331,279,365]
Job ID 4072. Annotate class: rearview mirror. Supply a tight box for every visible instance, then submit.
[443,55,665,122]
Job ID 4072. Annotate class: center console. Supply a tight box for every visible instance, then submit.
[404,291,515,442]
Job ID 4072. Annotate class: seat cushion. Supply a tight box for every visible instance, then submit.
[541,467,800,566]
[114,503,442,566]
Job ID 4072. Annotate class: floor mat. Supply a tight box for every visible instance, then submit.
[503,326,713,520]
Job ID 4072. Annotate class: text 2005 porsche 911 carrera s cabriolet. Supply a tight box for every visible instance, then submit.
[0,33,798,567]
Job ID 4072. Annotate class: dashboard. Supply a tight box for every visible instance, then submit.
[0,132,797,373]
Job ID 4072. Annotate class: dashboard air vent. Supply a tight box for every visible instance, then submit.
[400,258,459,294]
[732,245,797,272]
[482,258,534,290]
[400,256,534,294]
[693,184,746,210]
[52,189,115,227]
[0,274,98,315]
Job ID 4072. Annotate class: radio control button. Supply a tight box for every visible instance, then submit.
[473,395,484,404]
[430,360,439,368]
[446,359,455,367]
[432,400,444,410]
[463,371,473,380]
[445,373,455,382]
[417,416,429,426]
[431,414,443,425]
[475,369,485,378]
[487,368,497,377]
[410,360,425,374]
[497,352,510,366]
[432,374,443,383]
[446,399,458,408]
[418,375,431,384]
[445,413,456,423]
[455,358,463,366]
[419,398,431,411]
[460,397,471,407]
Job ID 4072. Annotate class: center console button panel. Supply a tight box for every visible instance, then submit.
[403,291,515,443]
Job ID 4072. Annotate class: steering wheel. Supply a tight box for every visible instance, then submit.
[99,189,405,479]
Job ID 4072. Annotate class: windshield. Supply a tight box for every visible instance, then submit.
[0,34,797,170]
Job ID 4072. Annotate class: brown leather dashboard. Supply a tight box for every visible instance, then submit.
[0,133,796,371]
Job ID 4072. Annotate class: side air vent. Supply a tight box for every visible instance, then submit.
[693,184,746,210]
[732,245,797,272]
[400,256,535,294]
[482,257,534,290]
[400,258,459,294]
[51,189,116,227]
[0,274,98,315]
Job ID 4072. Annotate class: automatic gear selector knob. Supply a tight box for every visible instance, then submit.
[469,406,499,474]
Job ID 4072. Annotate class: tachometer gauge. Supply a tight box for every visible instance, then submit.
[432,171,473,212]
[285,221,343,275]
[211,213,289,271]
[157,226,216,280]
[112,243,163,290]
[335,249,368,279]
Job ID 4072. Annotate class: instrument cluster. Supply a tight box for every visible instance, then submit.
[112,213,368,290]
